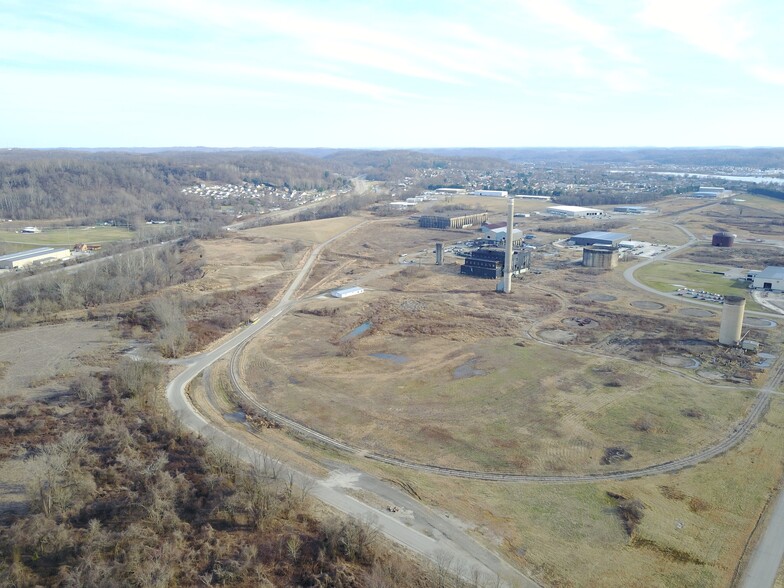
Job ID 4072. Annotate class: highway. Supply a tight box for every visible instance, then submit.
[166,220,537,587]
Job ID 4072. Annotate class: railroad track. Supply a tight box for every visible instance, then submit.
[228,337,779,484]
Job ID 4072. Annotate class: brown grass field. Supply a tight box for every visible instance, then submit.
[1,194,772,585]
[223,194,784,585]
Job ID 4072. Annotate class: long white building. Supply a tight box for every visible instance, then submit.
[473,190,509,197]
[546,205,603,218]
[0,247,71,269]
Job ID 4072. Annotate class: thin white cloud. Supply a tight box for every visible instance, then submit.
[749,65,784,86]
[102,0,527,85]
[637,0,784,88]
[0,27,412,103]
[637,0,751,61]
[516,0,637,63]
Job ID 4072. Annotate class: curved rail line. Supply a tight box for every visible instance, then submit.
[229,336,780,483]
[225,219,782,483]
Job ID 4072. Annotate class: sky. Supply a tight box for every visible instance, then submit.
[2,0,784,148]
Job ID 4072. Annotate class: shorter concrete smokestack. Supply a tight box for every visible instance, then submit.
[719,296,746,346]
[435,242,443,265]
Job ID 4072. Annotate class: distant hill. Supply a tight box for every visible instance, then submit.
[416,147,784,168]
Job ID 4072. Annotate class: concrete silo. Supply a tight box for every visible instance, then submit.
[719,296,746,346]
[582,246,619,269]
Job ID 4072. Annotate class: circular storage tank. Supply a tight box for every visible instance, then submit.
[719,295,746,346]
[582,246,619,269]
[712,231,736,247]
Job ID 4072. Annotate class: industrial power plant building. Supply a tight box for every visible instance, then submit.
[460,248,531,279]
[0,247,71,269]
[418,212,488,229]
[569,231,631,247]
[750,267,784,291]
[546,205,603,218]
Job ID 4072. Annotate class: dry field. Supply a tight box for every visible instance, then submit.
[666,195,784,241]
[211,206,784,586]
[244,215,366,244]
[0,321,121,398]
[240,243,750,473]
[367,398,784,588]
[0,320,123,519]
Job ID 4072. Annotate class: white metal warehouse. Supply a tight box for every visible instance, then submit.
[0,247,71,269]
[546,205,603,218]
[751,267,784,292]
[331,286,365,298]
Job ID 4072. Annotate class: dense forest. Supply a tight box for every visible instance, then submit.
[0,151,353,221]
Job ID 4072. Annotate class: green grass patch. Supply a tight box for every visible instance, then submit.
[634,260,762,311]
[0,226,135,253]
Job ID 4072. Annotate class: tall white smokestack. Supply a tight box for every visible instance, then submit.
[503,197,514,293]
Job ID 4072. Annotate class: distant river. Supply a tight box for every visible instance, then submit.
[649,171,784,185]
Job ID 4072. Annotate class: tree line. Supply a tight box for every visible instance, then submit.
[0,241,204,328]
[0,151,354,221]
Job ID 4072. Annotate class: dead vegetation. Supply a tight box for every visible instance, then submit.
[607,492,645,536]
[0,363,447,587]
[601,447,633,465]
[631,536,706,566]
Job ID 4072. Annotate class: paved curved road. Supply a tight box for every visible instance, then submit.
[167,221,537,587]
[623,223,782,319]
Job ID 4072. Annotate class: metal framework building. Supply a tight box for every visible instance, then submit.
[418,212,488,229]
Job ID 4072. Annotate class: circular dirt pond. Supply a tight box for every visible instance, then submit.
[678,308,715,318]
[631,300,665,311]
[562,317,599,328]
[586,293,616,302]
[660,355,700,369]
[744,317,778,328]
[539,329,576,343]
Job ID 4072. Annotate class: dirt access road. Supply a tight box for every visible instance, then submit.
[166,219,537,587]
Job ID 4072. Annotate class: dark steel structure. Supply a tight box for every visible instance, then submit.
[460,247,531,279]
